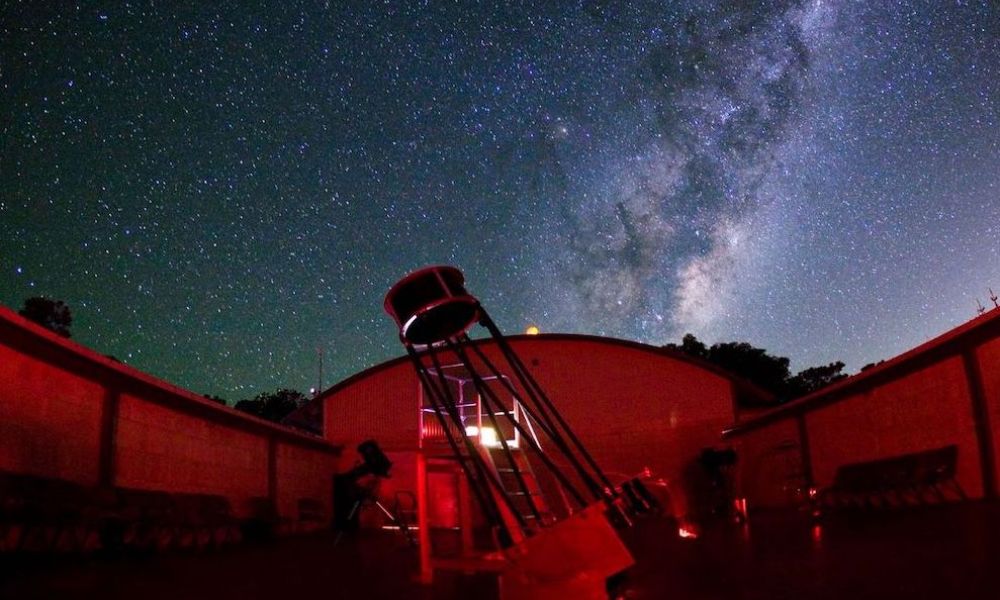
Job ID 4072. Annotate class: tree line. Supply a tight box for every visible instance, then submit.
[664,333,848,407]
[203,388,308,422]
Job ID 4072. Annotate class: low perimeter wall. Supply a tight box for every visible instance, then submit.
[0,307,340,521]
[725,310,1000,510]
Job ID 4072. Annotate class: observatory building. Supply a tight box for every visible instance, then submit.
[301,333,770,524]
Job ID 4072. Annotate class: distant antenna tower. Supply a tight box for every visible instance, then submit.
[990,288,999,309]
[316,347,324,396]
[977,299,986,315]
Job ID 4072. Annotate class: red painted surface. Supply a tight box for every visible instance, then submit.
[0,307,339,521]
[807,356,981,496]
[115,392,272,504]
[976,335,1000,488]
[276,442,338,520]
[322,335,747,522]
[727,309,1000,508]
[731,418,804,509]
[324,366,421,453]
[0,338,104,484]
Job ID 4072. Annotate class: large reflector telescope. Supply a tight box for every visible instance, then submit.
[384,265,641,599]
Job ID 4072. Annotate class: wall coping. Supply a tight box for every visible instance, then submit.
[0,305,340,454]
[724,308,1000,439]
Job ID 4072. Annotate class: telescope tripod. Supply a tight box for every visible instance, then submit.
[333,477,417,547]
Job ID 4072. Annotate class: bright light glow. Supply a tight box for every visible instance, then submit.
[733,497,748,520]
[525,325,540,335]
[678,525,699,539]
[469,425,514,448]
[480,426,499,447]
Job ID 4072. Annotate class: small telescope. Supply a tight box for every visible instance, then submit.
[333,440,414,546]
[347,439,392,479]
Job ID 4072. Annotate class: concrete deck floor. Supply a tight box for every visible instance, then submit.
[3,502,1000,599]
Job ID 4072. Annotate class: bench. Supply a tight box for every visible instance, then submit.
[171,493,241,550]
[0,471,248,555]
[819,445,965,511]
[114,487,177,550]
[0,472,113,553]
[0,482,167,554]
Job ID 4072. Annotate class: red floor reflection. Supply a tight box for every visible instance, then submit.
[3,503,1000,599]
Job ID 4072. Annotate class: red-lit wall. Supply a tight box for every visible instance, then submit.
[325,363,420,453]
[276,442,339,519]
[807,356,982,497]
[734,418,805,509]
[977,335,1000,488]
[0,308,340,521]
[727,311,1000,510]
[0,341,104,484]
[322,335,743,521]
[114,392,273,510]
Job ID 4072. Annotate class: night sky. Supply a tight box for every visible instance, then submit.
[2,1,999,400]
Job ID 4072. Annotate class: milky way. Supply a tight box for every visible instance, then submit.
[535,1,825,339]
[2,2,999,399]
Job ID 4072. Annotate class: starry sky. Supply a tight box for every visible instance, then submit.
[2,1,999,400]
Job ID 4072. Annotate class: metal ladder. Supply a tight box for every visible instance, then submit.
[484,446,552,526]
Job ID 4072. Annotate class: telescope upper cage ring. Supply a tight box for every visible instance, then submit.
[384,265,481,345]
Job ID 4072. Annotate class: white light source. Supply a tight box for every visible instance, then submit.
[465,425,480,437]
[479,426,499,447]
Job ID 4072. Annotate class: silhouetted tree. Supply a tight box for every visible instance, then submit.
[19,297,72,337]
[785,361,847,398]
[203,394,227,406]
[665,334,850,405]
[665,333,709,360]
[234,388,306,422]
[707,341,791,395]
